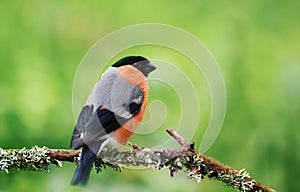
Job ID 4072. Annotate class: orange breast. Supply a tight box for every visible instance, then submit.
[111,66,149,146]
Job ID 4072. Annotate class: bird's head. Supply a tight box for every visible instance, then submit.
[112,56,156,77]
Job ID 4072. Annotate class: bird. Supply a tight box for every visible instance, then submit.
[70,56,156,186]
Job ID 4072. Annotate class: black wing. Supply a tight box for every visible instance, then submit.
[70,85,144,149]
[70,105,94,149]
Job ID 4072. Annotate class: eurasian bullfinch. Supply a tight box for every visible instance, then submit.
[70,56,156,186]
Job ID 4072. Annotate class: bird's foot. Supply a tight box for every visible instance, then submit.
[128,142,144,151]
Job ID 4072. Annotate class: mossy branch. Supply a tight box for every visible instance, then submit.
[0,129,276,192]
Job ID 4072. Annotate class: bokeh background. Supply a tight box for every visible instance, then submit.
[0,1,299,191]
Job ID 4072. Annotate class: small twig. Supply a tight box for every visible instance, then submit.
[166,128,189,148]
[0,129,276,192]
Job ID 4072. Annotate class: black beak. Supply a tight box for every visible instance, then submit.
[133,60,157,77]
[145,62,156,74]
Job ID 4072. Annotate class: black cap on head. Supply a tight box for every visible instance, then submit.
[112,56,148,67]
[112,56,156,77]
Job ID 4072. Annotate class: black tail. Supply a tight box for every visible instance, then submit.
[71,145,96,186]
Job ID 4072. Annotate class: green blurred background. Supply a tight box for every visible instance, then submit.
[0,1,299,191]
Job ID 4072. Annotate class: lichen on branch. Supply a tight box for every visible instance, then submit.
[0,129,276,192]
[0,146,61,173]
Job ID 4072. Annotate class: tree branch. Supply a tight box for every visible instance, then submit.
[0,129,276,192]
